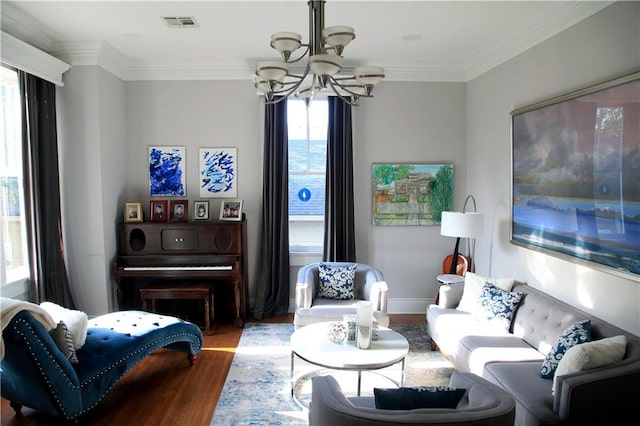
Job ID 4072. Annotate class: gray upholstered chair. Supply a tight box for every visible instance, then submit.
[294,262,389,330]
[309,372,516,426]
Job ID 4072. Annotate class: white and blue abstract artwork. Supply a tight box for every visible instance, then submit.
[148,146,186,197]
[199,147,237,198]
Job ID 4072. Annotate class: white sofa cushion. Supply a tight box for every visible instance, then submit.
[457,272,515,315]
[553,335,627,391]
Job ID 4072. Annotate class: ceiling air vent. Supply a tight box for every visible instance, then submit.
[162,16,199,28]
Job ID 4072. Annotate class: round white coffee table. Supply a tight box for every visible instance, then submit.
[290,322,409,406]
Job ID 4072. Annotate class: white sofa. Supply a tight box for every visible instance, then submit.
[426,276,640,425]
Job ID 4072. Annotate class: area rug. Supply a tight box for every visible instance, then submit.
[211,323,454,425]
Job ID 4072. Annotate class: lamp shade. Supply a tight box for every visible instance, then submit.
[353,66,385,86]
[309,54,342,76]
[323,26,355,49]
[256,61,289,82]
[270,32,302,54]
[440,212,484,239]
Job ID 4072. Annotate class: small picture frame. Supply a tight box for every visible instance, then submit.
[194,201,209,220]
[170,199,188,222]
[219,199,243,221]
[124,202,142,223]
[150,200,168,222]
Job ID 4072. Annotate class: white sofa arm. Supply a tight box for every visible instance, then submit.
[295,282,312,309]
[368,281,388,313]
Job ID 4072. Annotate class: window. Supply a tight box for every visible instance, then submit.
[288,98,328,253]
[1,65,29,295]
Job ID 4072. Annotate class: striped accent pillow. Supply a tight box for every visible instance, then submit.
[49,321,79,364]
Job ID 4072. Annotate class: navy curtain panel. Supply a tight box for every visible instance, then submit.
[19,71,75,307]
[253,99,290,319]
[323,97,356,262]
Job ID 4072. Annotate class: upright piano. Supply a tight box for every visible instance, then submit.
[112,220,247,326]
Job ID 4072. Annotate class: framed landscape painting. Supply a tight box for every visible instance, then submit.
[199,147,237,198]
[372,163,453,226]
[511,71,640,279]
[149,146,186,197]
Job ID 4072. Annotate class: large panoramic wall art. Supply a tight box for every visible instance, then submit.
[511,71,640,280]
[372,163,453,226]
[199,147,237,198]
[148,146,186,197]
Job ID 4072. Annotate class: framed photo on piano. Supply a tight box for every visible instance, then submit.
[219,199,243,221]
[169,199,188,222]
[194,201,209,220]
[150,200,168,222]
[124,202,142,223]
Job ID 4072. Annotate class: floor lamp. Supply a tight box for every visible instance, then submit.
[440,195,484,274]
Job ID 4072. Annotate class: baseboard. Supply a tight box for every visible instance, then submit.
[276,298,434,315]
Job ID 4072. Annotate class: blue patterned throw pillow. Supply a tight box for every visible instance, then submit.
[540,319,591,379]
[318,263,356,300]
[478,283,524,331]
[374,386,467,410]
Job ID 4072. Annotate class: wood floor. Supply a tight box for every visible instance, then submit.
[1,314,425,426]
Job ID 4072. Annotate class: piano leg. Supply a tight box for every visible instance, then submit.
[233,279,243,327]
[210,287,215,329]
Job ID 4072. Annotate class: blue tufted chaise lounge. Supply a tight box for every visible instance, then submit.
[1,308,203,422]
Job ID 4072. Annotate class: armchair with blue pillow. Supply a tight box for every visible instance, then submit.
[0,297,203,422]
[309,372,516,426]
[294,262,390,330]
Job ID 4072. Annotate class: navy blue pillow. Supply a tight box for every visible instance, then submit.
[318,263,356,300]
[540,319,591,379]
[374,386,467,410]
[478,283,524,331]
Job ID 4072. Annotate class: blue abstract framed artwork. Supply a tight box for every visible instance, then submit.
[199,147,237,198]
[149,146,186,197]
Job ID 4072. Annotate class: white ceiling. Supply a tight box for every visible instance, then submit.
[1,1,613,82]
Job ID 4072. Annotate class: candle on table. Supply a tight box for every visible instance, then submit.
[356,301,372,326]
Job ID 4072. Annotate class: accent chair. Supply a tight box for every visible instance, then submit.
[294,262,389,330]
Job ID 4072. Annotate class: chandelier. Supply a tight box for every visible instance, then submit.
[254,0,385,106]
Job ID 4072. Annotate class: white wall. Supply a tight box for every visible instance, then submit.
[467,1,640,334]
[353,82,467,313]
[123,80,264,305]
[58,66,127,314]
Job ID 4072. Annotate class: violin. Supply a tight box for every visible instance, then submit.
[442,253,470,276]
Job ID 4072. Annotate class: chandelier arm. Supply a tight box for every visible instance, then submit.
[265,66,312,103]
[284,45,311,64]
[264,95,289,105]
[327,76,373,98]
[327,79,359,106]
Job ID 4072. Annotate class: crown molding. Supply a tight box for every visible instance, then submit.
[464,1,613,80]
[1,1,613,83]
[1,31,70,86]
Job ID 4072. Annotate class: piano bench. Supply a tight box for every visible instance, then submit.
[140,283,214,335]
